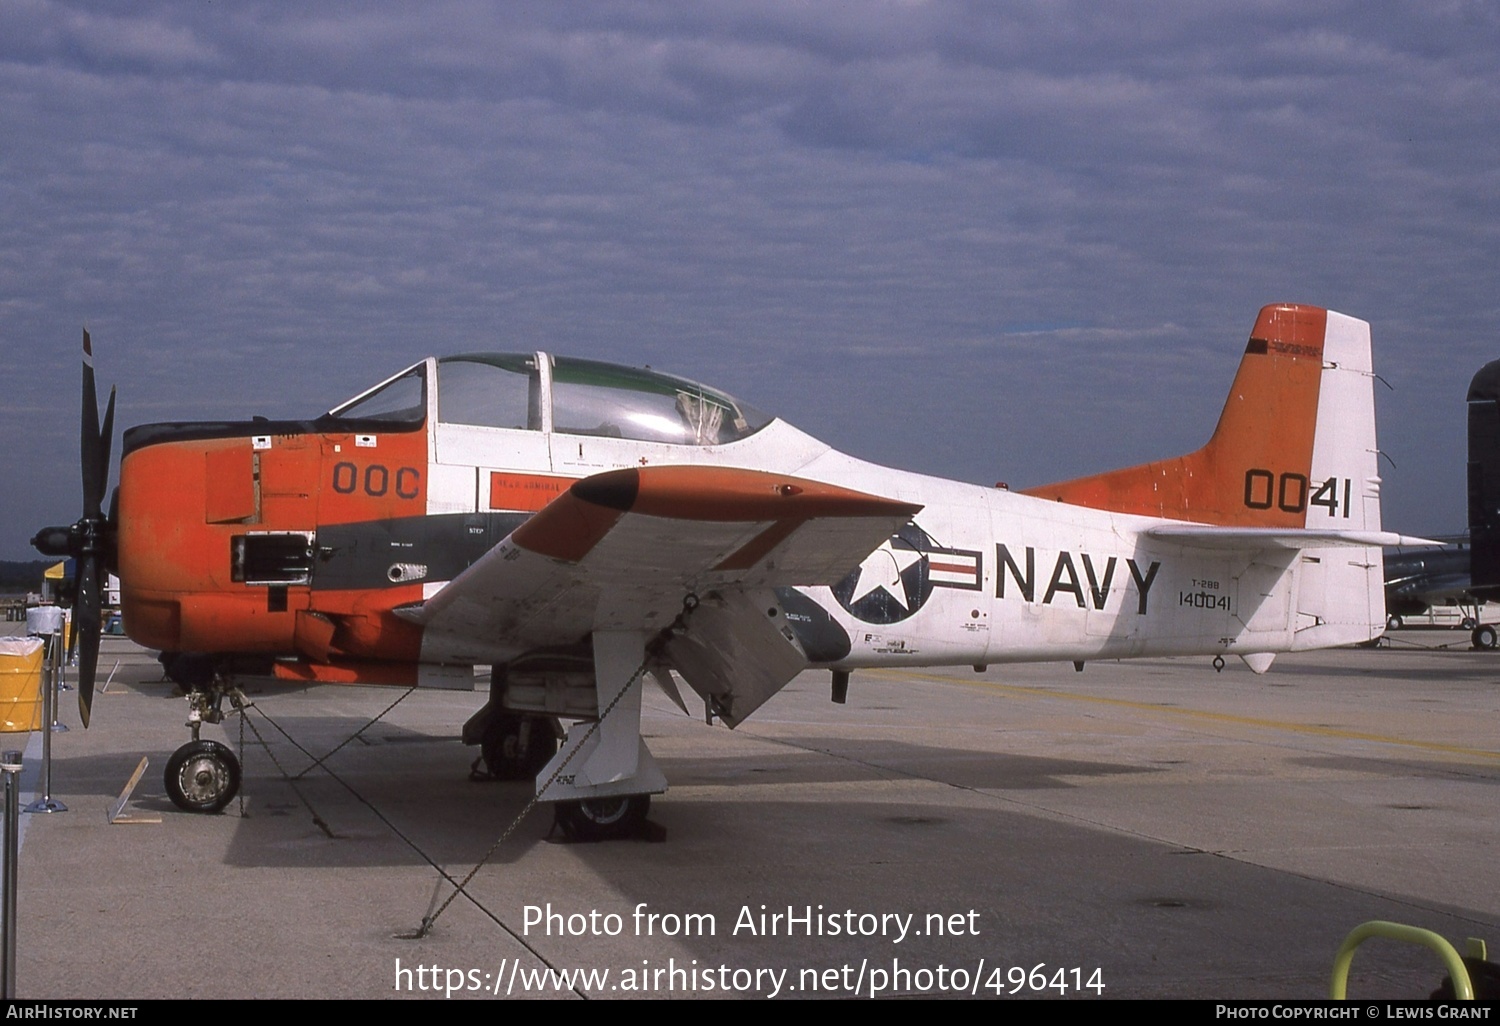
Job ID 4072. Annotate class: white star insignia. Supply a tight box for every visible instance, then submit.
[848,540,923,609]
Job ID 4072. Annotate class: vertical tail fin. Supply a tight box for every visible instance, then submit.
[1023,303,1383,532]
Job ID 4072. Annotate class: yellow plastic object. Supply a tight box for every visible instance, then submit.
[1330,920,1479,1000]
[0,638,45,732]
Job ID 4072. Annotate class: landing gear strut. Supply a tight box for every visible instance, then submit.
[164,681,247,814]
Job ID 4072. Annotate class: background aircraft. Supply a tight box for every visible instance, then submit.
[1382,542,1485,635]
[1467,358,1500,615]
[1377,358,1500,649]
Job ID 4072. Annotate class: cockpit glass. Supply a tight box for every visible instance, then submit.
[327,364,426,424]
[436,355,542,429]
[551,358,771,445]
[329,354,771,444]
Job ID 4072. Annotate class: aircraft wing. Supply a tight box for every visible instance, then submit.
[405,466,921,724]
[1389,573,1475,602]
[1145,526,1440,550]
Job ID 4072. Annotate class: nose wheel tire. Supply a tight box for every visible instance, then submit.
[164,740,241,814]
[553,795,650,842]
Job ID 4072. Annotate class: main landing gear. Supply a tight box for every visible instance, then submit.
[475,712,559,780]
[164,682,246,814]
[466,704,656,841]
[552,795,652,842]
[529,631,669,843]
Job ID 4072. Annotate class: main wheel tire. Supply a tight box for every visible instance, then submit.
[553,795,650,841]
[164,740,241,813]
[480,714,557,780]
[1475,625,1499,650]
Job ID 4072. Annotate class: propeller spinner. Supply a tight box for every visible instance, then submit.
[30,329,117,727]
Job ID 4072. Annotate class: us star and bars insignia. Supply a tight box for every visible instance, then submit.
[832,523,983,624]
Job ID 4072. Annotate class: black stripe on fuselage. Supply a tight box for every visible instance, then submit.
[123,415,424,458]
[311,511,528,591]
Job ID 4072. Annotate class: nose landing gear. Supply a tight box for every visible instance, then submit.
[164,682,247,814]
[163,739,241,814]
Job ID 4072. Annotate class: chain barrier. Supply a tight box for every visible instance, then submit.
[413,592,699,939]
[292,687,418,780]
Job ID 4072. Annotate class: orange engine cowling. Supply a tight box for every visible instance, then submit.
[117,418,429,669]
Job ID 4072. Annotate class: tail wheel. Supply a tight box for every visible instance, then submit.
[164,740,241,814]
[1386,615,1403,631]
[553,795,650,842]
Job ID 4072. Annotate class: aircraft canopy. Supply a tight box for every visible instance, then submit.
[328,353,772,447]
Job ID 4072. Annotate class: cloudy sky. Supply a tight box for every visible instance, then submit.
[3,1,1497,560]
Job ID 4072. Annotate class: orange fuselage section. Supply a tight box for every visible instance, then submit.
[1022,303,1329,526]
[118,421,429,667]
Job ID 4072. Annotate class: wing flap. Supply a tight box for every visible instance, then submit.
[663,589,808,727]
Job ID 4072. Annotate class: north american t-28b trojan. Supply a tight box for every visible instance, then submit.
[34,304,1423,838]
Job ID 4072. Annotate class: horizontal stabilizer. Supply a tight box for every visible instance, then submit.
[1146,525,1439,550]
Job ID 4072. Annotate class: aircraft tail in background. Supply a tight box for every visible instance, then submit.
[1467,360,1500,592]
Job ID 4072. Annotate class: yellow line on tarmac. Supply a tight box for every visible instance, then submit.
[869,668,1500,762]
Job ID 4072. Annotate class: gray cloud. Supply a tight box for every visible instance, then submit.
[3,1,1497,558]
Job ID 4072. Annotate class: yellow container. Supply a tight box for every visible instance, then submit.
[0,638,45,732]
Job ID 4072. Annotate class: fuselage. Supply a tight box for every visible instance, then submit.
[117,348,1383,685]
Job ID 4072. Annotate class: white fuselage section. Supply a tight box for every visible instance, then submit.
[423,415,1381,669]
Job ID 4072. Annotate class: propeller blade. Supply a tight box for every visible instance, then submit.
[99,386,116,479]
[38,328,118,729]
[75,555,101,729]
[66,576,79,665]
[81,330,106,518]
[105,486,121,577]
